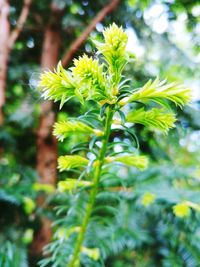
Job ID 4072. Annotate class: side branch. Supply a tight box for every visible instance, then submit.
[61,0,120,67]
[8,0,32,48]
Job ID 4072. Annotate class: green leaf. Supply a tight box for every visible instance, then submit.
[81,247,100,261]
[58,155,89,171]
[72,54,110,102]
[119,78,191,108]
[106,154,148,170]
[173,202,191,218]
[22,229,34,244]
[23,197,36,214]
[53,120,103,141]
[39,61,77,106]
[126,107,176,133]
[58,179,93,192]
[95,23,128,85]
[141,192,156,206]
[32,183,55,193]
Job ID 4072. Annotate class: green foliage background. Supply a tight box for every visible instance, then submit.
[0,0,200,266]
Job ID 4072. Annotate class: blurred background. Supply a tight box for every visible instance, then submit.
[0,0,200,266]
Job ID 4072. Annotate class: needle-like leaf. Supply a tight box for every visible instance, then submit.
[119,78,191,108]
[58,155,89,171]
[126,107,176,133]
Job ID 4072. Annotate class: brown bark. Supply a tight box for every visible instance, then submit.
[30,217,52,257]
[8,0,32,49]
[36,27,60,185]
[32,3,62,255]
[0,0,10,124]
[62,0,120,67]
[0,0,32,124]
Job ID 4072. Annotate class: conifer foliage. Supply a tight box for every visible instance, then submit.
[39,24,191,267]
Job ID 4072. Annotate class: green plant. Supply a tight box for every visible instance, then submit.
[38,23,191,267]
[0,240,28,267]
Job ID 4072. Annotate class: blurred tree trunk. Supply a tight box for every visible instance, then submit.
[32,3,62,256]
[36,27,60,186]
[0,0,10,125]
[0,0,32,125]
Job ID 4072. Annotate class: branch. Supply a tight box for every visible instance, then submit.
[61,0,120,67]
[8,0,32,48]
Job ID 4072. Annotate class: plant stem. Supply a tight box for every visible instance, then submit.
[68,107,114,267]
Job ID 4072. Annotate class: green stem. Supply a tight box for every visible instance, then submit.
[68,107,114,267]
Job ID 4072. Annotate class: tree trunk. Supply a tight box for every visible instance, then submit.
[32,4,62,256]
[0,0,10,124]
[36,27,60,186]
[0,0,32,125]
